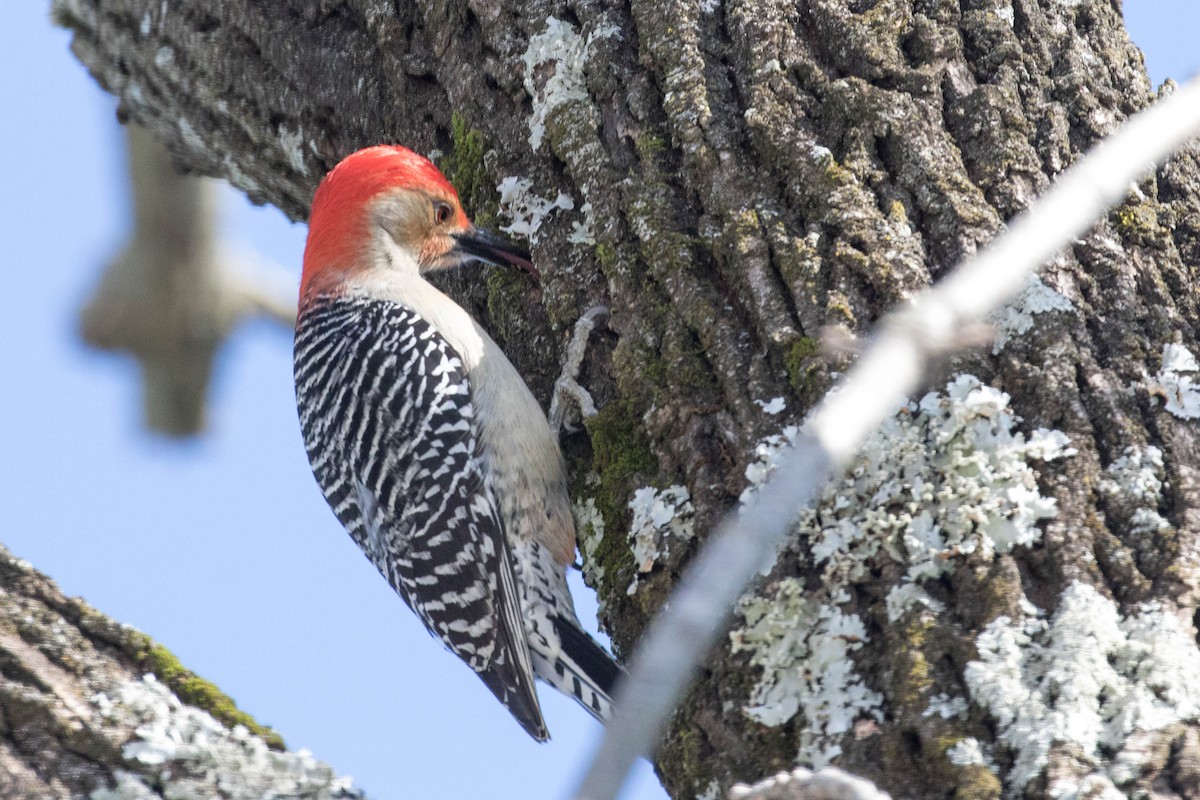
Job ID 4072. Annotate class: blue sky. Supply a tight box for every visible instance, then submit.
[1,5,1196,800]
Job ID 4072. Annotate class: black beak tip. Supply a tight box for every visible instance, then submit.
[455,229,540,281]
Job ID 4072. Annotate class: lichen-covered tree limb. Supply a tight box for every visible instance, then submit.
[80,124,295,436]
[0,544,362,798]
[51,0,1200,797]
[578,76,1200,800]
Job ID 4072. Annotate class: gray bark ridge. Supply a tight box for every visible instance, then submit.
[54,0,1200,798]
[0,544,362,799]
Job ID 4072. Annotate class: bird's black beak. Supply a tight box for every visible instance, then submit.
[453,227,540,280]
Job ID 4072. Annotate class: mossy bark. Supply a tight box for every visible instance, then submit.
[53,0,1200,797]
[0,544,286,797]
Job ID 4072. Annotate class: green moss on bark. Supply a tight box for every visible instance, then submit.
[486,267,530,346]
[889,616,934,708]
[1112,201,1169,248]
[952,763,1003,799]
[441,113,499,229]
[784,337,822,400]
[585,400,657,525]
[128,634,285,750]
[658,713,708,798]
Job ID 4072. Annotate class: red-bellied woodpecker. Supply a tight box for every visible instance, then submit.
[293,145,621,740]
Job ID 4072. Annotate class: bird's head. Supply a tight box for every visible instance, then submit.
[300,145,536,303]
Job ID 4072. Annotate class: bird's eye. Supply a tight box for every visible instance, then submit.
[434,202,453,226]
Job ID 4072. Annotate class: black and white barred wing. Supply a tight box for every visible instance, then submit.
[294,296,546,740]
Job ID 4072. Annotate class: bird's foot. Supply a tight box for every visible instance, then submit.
[549,305,610,433]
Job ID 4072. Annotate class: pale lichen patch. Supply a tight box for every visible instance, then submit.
[568,201,597,246]
[573,495,607,598]
[1149,343,1200,419]
[627,485,695,595]
[177,118,206,156]
[754,396,787,416]
[924,693,968,720]
[1099,445,1169,536]
[988,273,1074,354]
[277,126,308,175]
[519,17,618,152]
[739,424,800,506]
[731,581,883,768]
[731,375,1074,768]
[728,767,890,800]
[797,375,1069,621]
[89,675,358,800]
[224,155,262,195]
[738,423,801,576]
[885,583,944,623]
[965,582,1200,795]
[496,176,574,243]
[946,737,993,771]
[153,47,173,69]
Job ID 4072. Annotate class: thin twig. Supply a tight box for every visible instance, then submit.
[573,76,1200,800]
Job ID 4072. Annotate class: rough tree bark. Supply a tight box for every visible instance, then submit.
[0,544,361,798]
[48,0,1200,798]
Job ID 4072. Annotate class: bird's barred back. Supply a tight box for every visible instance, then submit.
[294,295,546,739]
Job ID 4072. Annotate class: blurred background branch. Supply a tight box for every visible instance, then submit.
[79,124,294,436]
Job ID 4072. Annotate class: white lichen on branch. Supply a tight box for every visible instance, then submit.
[731,582,882,767]
[728,766,891,800]
[923,693,968,720]
[739,424,800,506]
[568,201,597,245]
[755,397,787,416]
[987,273,1074,354]
[945,737,996,774]
[741,374,1073,620]
[1099,445,1170,536]
[574,494,607,600]
[817,375,1071,621]
[90,675,358,800]
[1149,342,1200,419]
[626,485,695,595]
[965,581,1200,795]
[519,17,619,152]
[496,176,574,243]
[730,374,1074,768]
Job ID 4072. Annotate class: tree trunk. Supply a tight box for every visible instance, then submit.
[52,0,1200,797]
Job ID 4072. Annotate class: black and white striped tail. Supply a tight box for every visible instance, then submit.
[531,615,624,723]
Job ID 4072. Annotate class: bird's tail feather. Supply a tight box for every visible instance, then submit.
[531,616,624,722]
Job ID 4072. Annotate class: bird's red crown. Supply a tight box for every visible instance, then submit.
[300,145,466,302]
